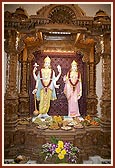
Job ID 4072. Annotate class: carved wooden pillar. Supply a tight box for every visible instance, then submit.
[4,30,19,158]
[100,54,111,122]
[100,53,112,158]
[86,42,98,116]
[100,33,111,123]
[100,33,111,159]
[4,30,18,125]
[19,47,30,117]
[86,63,98,116]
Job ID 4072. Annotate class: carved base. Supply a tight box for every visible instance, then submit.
[4,122,111,163]
[100,119,111,131]
[4,98,18,122]
[4,120,18,129]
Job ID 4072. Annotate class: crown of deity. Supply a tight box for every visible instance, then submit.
[44,56,51,63]
[71,60,78,65]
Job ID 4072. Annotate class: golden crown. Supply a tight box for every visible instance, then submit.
[44,56,51,63]
[71,60,78,65]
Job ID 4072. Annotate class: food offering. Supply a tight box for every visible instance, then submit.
[61,126,72,130]
[33,117,43,125]
[49,122,60,130]
[48,116,63,130]
[45,116,52,122]
[74,124,83,129]
[36,119,48,129]
[36,125,48,130]
[67,121,75,126]
[80,115,100,126]
[45,116,52,126]
[65,117,84,129]
[53,116,63,125]
[32,115,101,130]
[62,120,70,127]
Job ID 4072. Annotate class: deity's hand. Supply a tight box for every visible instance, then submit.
[33,67,37,73]
[55,84,60,89]
[33,63,39,72]
[57,65,61,73]
[63,75,67,82]
[77,95,81,100]
[32,88,37,94]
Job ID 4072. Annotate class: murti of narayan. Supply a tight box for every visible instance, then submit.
[32,56,61,119]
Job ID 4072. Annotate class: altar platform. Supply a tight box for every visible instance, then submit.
[4,115,111,164]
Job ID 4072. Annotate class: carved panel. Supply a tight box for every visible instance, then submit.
[86,98,98,116]
[4,125,111,162]
[100,132,111,159]
[4,100,18,122]
[48,5,76,24]
[100,53,111,122]
[18,96,30,117]
[100,100,111,122]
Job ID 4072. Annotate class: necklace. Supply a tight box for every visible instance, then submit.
[68,70,80,91]
[40,68,53,92]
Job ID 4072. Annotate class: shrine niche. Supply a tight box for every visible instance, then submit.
[30,51,87,117]
[4,4,111,164]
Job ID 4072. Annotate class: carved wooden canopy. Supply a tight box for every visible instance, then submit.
[4,4,111,55]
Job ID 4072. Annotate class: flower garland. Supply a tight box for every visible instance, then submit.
[68,70,80,91]
[40,69,53,92]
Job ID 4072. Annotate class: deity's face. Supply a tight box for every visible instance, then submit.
[71,64,77,71]
[44,61,51,68]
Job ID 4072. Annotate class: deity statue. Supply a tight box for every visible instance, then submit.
[63,60,82,117]
[32,56,61,118]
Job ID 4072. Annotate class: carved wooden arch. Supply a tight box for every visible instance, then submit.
[48,5,77,24]
[36,4,86,19]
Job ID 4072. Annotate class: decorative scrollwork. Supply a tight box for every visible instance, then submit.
[48,5,76,24]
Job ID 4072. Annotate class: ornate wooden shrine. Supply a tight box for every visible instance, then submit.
[4,4,111,163]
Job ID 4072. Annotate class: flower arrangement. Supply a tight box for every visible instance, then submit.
[53,115,63,123]
[41,136,79,164]
[81,115,100,126]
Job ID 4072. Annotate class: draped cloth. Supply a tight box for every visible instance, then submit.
[39,89,52,114]
[64,72,82,117]
[36,69,57,114]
